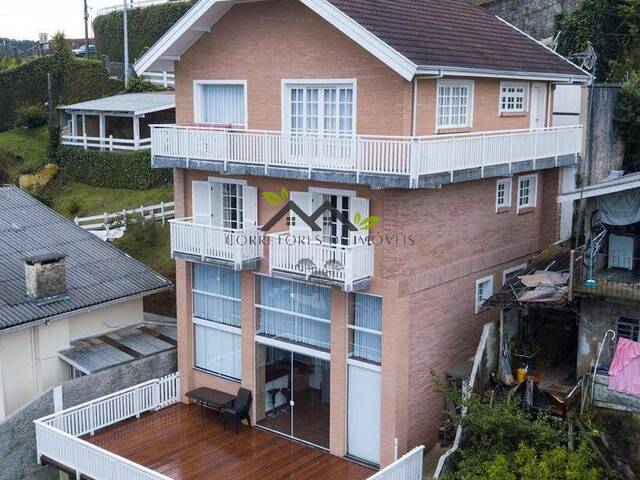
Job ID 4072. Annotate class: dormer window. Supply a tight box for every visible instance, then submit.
[436,79,474,129]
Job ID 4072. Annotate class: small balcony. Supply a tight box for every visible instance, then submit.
[170,218,263,270]
[572,247,640,302]
[151,124,583,189]
[268,233,374,292]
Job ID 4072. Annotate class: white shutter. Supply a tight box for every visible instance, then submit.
[192,181,211,225]
[211,182,223,227]
[349,197,369,245]
[243,185,258,227]
[290,191,312,233]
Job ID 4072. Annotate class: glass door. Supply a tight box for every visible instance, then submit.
[256,344,331,449]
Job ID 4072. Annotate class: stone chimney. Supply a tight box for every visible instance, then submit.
[24,253,67,300]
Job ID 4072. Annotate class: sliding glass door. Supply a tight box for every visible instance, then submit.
[256,344,330,449]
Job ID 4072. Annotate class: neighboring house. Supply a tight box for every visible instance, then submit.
[34,0,588,477]
[0,185,173,420]
[58,92,176,151]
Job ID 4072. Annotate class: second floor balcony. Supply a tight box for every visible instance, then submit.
[170,218,263,270]
[151,124,583,189]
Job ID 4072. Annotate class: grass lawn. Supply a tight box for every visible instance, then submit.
[45,180,174,219]
[0,125,49,180]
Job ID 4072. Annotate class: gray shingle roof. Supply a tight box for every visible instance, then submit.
[59,93,175,115]
[0,186,172,332]
[327,0,586,77]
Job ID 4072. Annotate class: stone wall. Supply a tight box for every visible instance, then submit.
[0,350,176,480]
[474,0,583,40]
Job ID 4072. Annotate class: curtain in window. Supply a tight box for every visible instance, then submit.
[193,264,241,327]
[351,294,382,364]
[202,84,245,125]
[256,276,331,350]
[194,323,242,380]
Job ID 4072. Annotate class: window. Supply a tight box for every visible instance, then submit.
[195,81,247,126]
[193,263,242,380]
[503,263,527,286]
[475,275,494,313]
[495,178,512,210]
[500,82,528,113]
[255,276,331,351]
[322,194,350,245]
[348,294,382,365]
[222,183,243,229]
[517,174,538,210]
[617,317,640,342]
[285,82,355,135]
[436,80,473,129]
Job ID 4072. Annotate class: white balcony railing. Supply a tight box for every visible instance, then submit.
[151,125,582,185]
[170,218,263,269]
[268,232,374,291]
[34,373,179,480]
[62,134,152,151]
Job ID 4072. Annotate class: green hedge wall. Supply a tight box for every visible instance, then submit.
[0,57,122,131]
[55,146,172,189]
[93,1,196,63]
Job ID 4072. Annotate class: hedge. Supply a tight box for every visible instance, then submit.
[0,56,122,131]
[93,1,196,63]
[55,146,172,190]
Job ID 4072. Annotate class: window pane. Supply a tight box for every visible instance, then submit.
[193,264,241,327]
[202,84,245,125]
[194,324,242,380]
[349,294,382,365]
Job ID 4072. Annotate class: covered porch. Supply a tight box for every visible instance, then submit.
[59,93,175,151]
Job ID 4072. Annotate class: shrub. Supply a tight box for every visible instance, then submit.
[15,104,47,129]
[616,71,640,170]
[126,76,163,93]
[54,146,172,190]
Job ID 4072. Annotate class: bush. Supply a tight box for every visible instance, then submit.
[126,76,163,93]
[54,146,172,189]
[14,104,47,129]
[616,71,640,170]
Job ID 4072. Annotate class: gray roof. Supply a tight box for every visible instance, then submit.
[59,92,175,115]
[558,172,640,202]
[0,186,172,332]
[57,322,177,374]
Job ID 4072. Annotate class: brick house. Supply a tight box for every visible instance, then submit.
[33,0,589,477]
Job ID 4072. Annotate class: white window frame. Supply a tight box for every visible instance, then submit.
[517,174,538,211]
[502,263,527,286]
[495,178,512,211]
[281,78,358,134]
[499,81,529,113]
[193,317,242,381]
[475,275,494,314]
[193,79,248,127]
[436,79,474,130]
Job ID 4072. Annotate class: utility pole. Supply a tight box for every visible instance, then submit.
[84,0,90,59]
[123,0,130,88]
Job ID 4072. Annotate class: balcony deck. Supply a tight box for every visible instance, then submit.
[83,403,374,480]
[151,124,582,189]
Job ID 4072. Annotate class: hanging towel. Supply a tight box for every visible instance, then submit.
[608,338,640,397]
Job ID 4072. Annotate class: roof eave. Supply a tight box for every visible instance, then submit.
[415,65,591,83]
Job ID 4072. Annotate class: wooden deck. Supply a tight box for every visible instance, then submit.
[85,403,374,480]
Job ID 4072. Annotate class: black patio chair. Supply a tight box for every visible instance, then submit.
[222,388,253,434]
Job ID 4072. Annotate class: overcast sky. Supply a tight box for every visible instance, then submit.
[0,0,124,41]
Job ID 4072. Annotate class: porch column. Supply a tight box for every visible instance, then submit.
[133,115,140,148]
[71,112,77,138]
[99,113,106,151]
[81,114,87,150]
[329,287,348,457]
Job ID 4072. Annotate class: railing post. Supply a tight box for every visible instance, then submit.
[481,133,487,178]
[509,130,514,176]
[104,213,109,237]
[109,135,114,152]
[533,129,538,170]
[163,70,168,89]
[409,138,420,188]
[160,201,166,224]
[555,127,560,166]
[74,216,79,226]
[135,387,141,418]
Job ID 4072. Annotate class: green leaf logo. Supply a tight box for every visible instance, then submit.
[263,187,289,207]
[356,212,380,231]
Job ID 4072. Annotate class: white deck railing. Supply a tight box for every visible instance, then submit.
[151,124,582,185]
[74,201,175,231]
[369,446,425,480]
[34,373,179,480]
[141,71,176,89]
[62,134,151,151]
[170,218,263,269]
[268,232,374,291]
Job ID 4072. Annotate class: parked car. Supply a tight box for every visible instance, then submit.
[72,44,96,57]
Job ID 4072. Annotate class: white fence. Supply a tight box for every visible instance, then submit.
[62,134,151,151]
[151,124,582,185]
[268,233,374,291]
[141,71,175,89]
[369,446,424,480]
[34,373,179,480]
[74,201,175,232]
[170,218,263,268]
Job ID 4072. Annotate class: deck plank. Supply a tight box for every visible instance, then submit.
[85,403,374,480]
